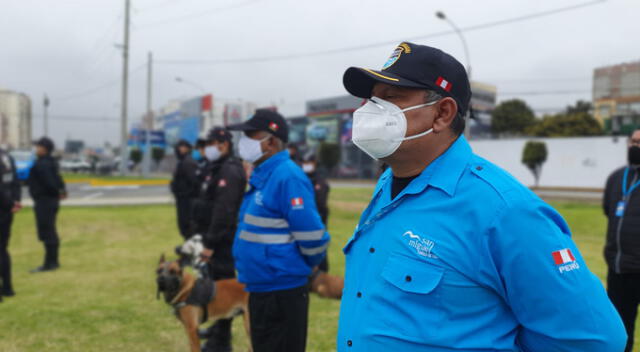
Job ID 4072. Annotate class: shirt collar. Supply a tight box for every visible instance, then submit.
[249,150,290,188]
[376,135,472,199]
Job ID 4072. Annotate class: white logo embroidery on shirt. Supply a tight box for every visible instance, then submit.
[403,231,438,258]
[254,191,263,206]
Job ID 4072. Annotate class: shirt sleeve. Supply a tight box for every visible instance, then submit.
[10,156,21,202]
[485,198,626,352]
[204,164,246,249]
[280,176,330,267]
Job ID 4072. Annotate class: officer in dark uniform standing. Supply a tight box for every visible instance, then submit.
[170,140,199,240]
[28,137,66,273]
[301,153,330,273]
[0,147,22,299]
[193,127,247,352]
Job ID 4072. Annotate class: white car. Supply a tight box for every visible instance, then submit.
[60,159,91,173]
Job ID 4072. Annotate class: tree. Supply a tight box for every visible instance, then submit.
[566,100,592,114]
[151,147,165,166]
[522,141,547,188]
[318,142,340,175]
[527,112,603,137]
[491,99,536,136]
[129,148,142,165]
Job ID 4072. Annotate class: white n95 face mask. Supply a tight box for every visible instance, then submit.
[351,96,438,159]
[238,134,269,163]
[204,145,221,161]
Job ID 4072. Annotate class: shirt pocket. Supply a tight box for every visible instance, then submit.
[377,253,445,339]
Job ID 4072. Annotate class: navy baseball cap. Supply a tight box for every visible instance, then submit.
[33,136,55,152]
[206,127,233,143]
[227,109,289,143]
[343,42,471,115]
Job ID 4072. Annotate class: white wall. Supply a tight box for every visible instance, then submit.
[469,136,627,189]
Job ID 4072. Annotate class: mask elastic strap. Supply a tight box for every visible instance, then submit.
[400,99,439,113]
[394,128,434,142]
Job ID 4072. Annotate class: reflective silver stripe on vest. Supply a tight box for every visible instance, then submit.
[291,229,325,241]
[244,214,290,229]
[239,230,293,244]
[300,242,330,256]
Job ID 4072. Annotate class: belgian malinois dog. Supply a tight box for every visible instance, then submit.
[156,254,251,352]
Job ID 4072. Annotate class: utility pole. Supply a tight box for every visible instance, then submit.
[119,0,130,175]
[142,51,153,177]
[43,94,49,137]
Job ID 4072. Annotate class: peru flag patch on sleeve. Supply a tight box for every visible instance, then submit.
[552,248,575,265]
[552,248,580,274]
[291,197,304,209]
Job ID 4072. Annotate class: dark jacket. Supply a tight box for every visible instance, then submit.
[307,172,330,225]
[0,150,21,211]
[170,155,198,198]
[604,166,640,273]
[28,155,65,200]
[194,155,247,250]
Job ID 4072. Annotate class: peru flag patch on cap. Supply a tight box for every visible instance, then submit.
[435,76,452,92]
[552,248,575,265]
[269,122,279,132]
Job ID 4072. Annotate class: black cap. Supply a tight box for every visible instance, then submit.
[175,139,192,149]
[206,127,233,143]
[227,109,289,143]
[195,138,207,149]
[343,42,471,116]
[33,137,54,153]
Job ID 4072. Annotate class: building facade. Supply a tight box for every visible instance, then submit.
[0,88,32,149]
[593,61,640,133]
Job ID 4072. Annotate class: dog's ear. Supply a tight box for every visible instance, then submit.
[159,253,165,264]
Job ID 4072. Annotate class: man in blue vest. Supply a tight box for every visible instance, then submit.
[228,109,330,352]
[337,42,626,351]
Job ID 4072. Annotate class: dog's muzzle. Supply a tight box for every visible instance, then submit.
[156,275,180,302]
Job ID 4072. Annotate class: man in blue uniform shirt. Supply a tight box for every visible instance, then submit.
[337,42,626,351]
[228,109,330,352]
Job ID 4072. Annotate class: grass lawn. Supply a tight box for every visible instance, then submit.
[0,188,632,351]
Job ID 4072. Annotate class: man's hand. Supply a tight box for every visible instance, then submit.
[200,248,214,262]
[11,202,22,213]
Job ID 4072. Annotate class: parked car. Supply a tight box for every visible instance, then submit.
[60,158,91,173]
[9,150,35,181]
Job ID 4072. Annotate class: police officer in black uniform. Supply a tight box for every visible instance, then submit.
[301,153,330,273]
[0,147,21,299]
[170,140,199,239]
[194,127,247,352]
[28,137,66,273]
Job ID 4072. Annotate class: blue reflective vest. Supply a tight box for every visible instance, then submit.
[337,136,626,351]
[233,150,330,292]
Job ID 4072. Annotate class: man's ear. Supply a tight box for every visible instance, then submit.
[432,97,458,133]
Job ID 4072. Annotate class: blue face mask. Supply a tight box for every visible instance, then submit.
[192,150,202,161]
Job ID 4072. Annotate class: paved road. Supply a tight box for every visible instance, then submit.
[19,181,603,207]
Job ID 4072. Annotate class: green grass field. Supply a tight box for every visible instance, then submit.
[0,188,632,351]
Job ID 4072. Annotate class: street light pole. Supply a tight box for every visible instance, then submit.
[119,0,131,175]
[175,77,206,93]
[43,94,50,137]
[142,51,153,177]
[436,10,473,138]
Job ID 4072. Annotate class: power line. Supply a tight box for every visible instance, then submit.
[156,0,606,65]
[54,64,146,101]
[137,0,263,29]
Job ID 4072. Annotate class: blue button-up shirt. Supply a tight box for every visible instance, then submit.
[337,136,626,351]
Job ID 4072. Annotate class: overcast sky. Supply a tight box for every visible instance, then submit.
[1,0,638,147]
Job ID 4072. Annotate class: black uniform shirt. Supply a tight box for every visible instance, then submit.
[28,155,65,200]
